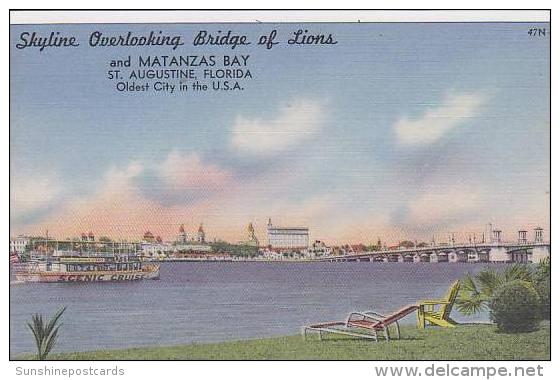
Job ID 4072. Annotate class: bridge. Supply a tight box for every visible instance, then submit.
[316,242,550,263]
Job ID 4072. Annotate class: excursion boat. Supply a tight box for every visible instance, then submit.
[9,251,19,264]
[13,240,160,283]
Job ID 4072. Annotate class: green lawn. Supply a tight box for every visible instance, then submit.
[20,322,550,360]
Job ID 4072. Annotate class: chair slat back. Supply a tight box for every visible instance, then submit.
[380,305,419,326]
[440,280,460,318]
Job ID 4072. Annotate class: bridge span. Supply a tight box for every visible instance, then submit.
[316,242,550,263]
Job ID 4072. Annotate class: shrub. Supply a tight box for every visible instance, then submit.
[533,257,551,320]
[534,276,550,320]
[489,280,540,333]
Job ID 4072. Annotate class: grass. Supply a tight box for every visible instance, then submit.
[18,322,550,360]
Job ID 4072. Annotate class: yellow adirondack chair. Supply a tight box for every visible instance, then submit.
[417,280,460,329]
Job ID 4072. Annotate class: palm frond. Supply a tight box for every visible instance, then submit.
[475,268,502,297]
[43,325,62,360]
[460,273,480,296]
[534,257,550,282]
[455,294,488,315]
[45,307,66,335]
[26,321,43,358]
[503,264,534,283]
[26,307,66,360]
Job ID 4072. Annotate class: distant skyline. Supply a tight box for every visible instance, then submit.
[10,23,550,245]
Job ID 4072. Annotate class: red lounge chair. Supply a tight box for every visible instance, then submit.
[302,305,419,342]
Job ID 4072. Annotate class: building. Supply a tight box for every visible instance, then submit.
[197,224,206,243]
[172,223,212,253]
[266,218,309,251]
[260,248,284,260]
[80,232,95,242]
[143,231,155,243]
[245,223,259,247]
[174,244,212,253]
[10,235,31,254]
[177,224,188,244]
[141,242,172,258]
[307,240,332,258]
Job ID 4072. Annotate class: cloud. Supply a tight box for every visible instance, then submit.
[394,91,487,147]
[17,162,173,239]
[10,151,237,236]
[159,151,231,191]
[102,161,144,192]
[230,99,325,156]
[405,186,482,226]
[10,173,62,219]
[136,151,233,207]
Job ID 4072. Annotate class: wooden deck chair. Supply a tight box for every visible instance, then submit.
[302,305,418,342]
[417,280,460,329]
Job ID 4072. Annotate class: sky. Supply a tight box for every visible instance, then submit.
[10,22,550,245]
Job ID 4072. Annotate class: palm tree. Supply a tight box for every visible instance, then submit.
[27,307,66,360]
[456,265,534,315]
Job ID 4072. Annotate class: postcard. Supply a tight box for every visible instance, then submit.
[9,10,550,363]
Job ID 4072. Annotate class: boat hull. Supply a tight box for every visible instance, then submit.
[14,265,160,283]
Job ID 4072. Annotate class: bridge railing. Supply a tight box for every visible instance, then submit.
[321,241,550,259]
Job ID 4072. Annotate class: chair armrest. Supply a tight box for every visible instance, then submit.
[346,311,383,326]
[419,300,451,306]
[360,311,387,319]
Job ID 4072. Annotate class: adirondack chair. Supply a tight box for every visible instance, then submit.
[302,305,419,342]
[417,280,460,329]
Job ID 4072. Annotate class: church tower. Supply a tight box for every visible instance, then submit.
[178,224,188,244]
[247,222,259,247]
[197,223,206,243]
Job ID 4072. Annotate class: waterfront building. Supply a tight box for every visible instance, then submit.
[10,235,31,254]
[141,242,172,258]
[177,224,188,243]
[350,244,366,253]
[197,224,206,244]
[260,248,284,260]
[80,232,95,242]
[307,240,332,258]
[174,243,212,253]
[266,218,309,251]
[245,223,259,247]
[143,231,156,243]
[171,223,212,254]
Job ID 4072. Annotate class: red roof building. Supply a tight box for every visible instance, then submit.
[143,231,155,242]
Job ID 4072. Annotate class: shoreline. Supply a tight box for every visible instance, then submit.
[150,259,513,263]
[14,322,550,361]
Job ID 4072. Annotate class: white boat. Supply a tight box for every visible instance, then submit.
[13,240,160,283]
